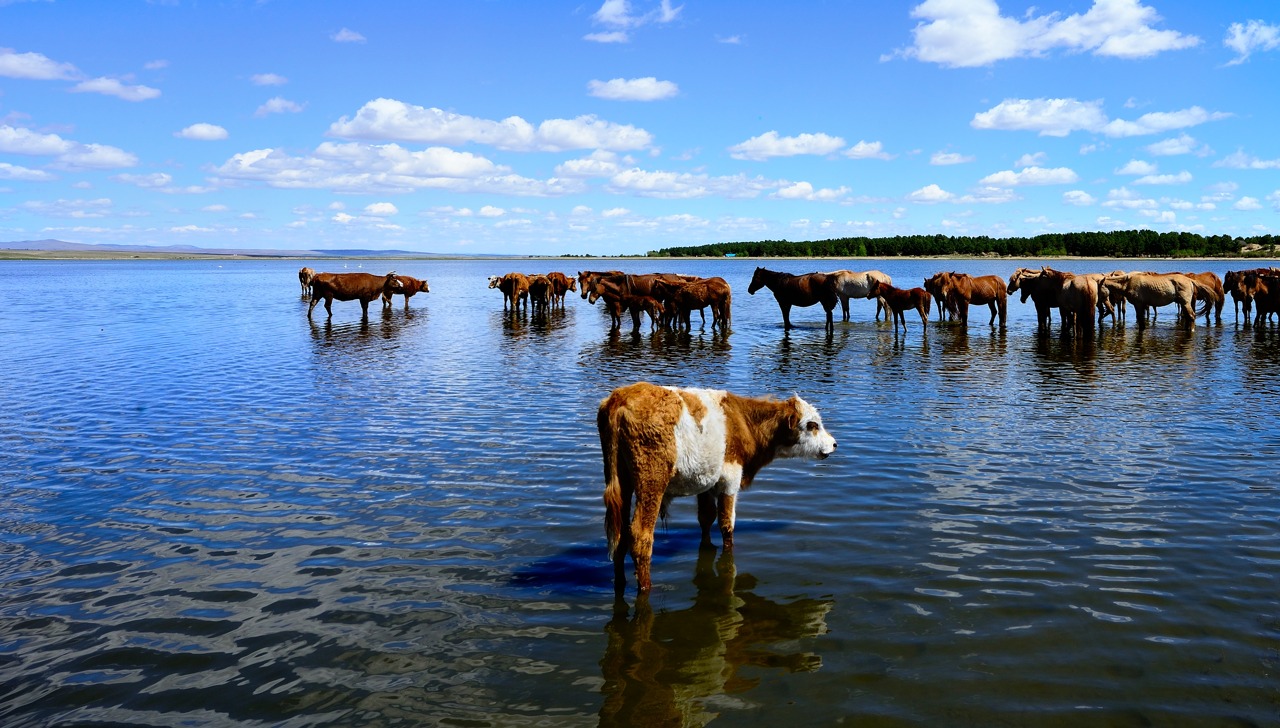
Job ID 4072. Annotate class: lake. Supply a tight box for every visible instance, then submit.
[1,257,1278,727]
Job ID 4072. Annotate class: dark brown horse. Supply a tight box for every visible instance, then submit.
[869,279,931,334]
[747,267,839,332]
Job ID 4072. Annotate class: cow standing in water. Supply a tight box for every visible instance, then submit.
[383,275,429,310]
[308,272,403,319]
[598,382,836,593]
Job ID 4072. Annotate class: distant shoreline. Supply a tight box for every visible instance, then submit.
[1,249,1274,263]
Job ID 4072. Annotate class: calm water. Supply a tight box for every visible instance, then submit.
[1,257,1278,727]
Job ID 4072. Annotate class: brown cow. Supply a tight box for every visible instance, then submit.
[490,272,531,311]
[308,271,404,319]
[546,271,576,308]
[382,274,429,310]
[598,382,836,593]
[527,275,552,310]
[868,279,931,333]
[298,266,316,295]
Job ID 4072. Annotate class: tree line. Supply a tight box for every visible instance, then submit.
[648,231,1278,259]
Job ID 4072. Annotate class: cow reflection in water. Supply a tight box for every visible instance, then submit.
[599,548,832,727]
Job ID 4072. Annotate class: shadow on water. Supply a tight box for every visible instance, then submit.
[598,547,833,727]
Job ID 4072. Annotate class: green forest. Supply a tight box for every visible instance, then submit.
[648,230,1277,259]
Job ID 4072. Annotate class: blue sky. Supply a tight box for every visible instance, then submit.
[1,0,1278,256]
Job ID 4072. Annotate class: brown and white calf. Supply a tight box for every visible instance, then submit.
[597,382,837,593]
[382,274,429,310]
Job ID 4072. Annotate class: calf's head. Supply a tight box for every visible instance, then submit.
[776,396,836,460]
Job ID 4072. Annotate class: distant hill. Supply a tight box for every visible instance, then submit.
[0,239,518,258]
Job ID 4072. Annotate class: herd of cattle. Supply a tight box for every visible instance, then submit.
[295,264,1280,334]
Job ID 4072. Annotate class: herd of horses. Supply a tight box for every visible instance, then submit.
[299,263,1280,334]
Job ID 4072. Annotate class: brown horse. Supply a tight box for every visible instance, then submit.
[929,271,1007,327]
[747,267,839,332]
[869,279,931,333]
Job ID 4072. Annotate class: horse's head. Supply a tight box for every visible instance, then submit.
[747,267,768,295]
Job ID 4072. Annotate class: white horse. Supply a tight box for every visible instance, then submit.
[827,269,891,321]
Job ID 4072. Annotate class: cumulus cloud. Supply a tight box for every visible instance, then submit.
[1015,152,1047,167]
[586,0,682,43]
[1214,150,1280,170]
[930,151,974,165]
[772,181,851,201]
[605,167,774,199]
[908,184,955,203]
[329,98,653,152]
[175,123,228,141]
[255,97,306,117]
[1224,20,1280,65]
[979,166,1079,186]
[1116,159,1157,175]
[1233,196,1262,211]
[364,202,399,216]
[70,77,161,101]
[588,77,678,101]
[1063,190,1097,206]
[844,140,893,160]
[555,150,623,178]
[212,141,582,196]
[0,47,79,80]
[728,131,846,160]
[1145,133,1208,156]
[972,98,1229,137]
[332,28,366,43]
[889,0,1200,67]
[1133,170,1191,185]
[251,73,288,86]
[1103,187,1157,209]
[0,125,137,169]
[0,162,55,181]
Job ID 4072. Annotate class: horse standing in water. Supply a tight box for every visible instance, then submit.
[747,267,840,332]
[868,279,931,334]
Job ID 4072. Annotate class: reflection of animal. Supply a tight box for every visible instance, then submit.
[929,272,1007,327]
[747,267,839,332]
[827,269,891,321]
[307,272,403,319]
[599,548,832,726]
[382,274,429,310]
[1100,272,1213,330]
[869,279,931,333]
[598,382,836,593]
[298,266,316,295]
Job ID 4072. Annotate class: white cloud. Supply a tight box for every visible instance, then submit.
[1267,191,1280,210]
[251,73,288,86]
[332,212,356,223]
[113,172,173,188]
[890,0,1199,68]
[70,77,161,101]
[332,28,366,43]
[605,167,773,199]
[1115,159,1157,175]
[478,205,505,217]
[0,162,55,181]
[972,98,1229,137]
[213,141,580,196]
[844,140,893,160]
[175,123,228,141]
[0,47,79,80]
[329,98,653,152]
[0,125,137,170]
[202,204,229,212]
[555,150,622,178]
[364,202,399,216]
[1103,187,1157,209]
[1014,152,1046,167]
[1134,170,1191,185]
[728,131,846,160]
[908,183,955,203]
[1233,196,1262,211]
[586,0,682,42]
[979,166,1079,186]
[1144,133,1207,156]
[930,151,974,165]
[1214,150,1280,170]
[255,97,306,117]
[772,181,851,201]
[588,77,678,101]
[1063,190,1096,206]
[1224,20,1280,65]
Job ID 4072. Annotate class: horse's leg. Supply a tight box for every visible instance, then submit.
[840,295,850,322]
[779,302,793,329]
[957,299,969,326]
[988,301,998,326]
[918,303,928,328]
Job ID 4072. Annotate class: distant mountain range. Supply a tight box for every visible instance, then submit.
[0,239,520,258]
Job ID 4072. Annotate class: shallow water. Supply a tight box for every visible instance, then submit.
[1,258,1278,726]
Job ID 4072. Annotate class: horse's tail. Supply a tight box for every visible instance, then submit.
[1193,281,1217,317]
